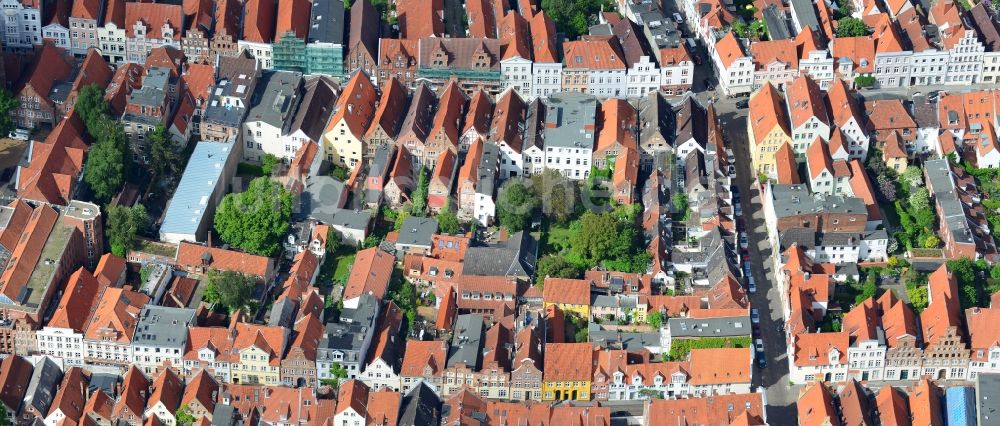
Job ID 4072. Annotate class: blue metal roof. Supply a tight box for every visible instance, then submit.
[159,140,236,240]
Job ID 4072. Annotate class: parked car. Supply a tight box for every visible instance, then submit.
[751,308,760,324]
[8,129,28,141]
[743,261,751,276]
[735,202,743,217]
[755,339,764,353]
[748,280,757,294]
[757,356,766,369]
[735,99,749,109]
[673,12,684,22]
[739,232,748,249]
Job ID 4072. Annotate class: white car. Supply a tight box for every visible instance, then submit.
[748,280,757,294]
[754,339,764,353]
[751,308,760,324]
[673,12,684,22]
[734,202,743,217]
[8,129,28,141]
[739,232,749,249]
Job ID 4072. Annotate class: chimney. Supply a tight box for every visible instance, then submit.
[207,231,213,248]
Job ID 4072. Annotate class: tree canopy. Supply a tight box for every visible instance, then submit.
[261,153,279,176]
[213,177,293,256]
[0,90,19,136]
[147,124,177,179]
[536,254,583,285]
[836,17,868,37]
[497,177,539,232]
[531,169,579,224]
[84,135,126,204]
[540,0,614,39]
[204,270,257,314]
[411,166,429,215]
[437,199,461,235]
[107,204,150,257]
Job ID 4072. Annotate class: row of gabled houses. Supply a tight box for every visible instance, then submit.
[696,0,1000,95]
[2,0,696,102]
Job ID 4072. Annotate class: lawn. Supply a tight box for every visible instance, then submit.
[333,253,356,282]
[664,336,753,361]
[545,222,576,255]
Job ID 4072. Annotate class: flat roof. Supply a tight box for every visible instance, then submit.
[159,140,236,239]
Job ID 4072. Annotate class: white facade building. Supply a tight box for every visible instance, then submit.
[0,0,42,50]
[531,62,562,99]
[501,57,534,99]
[42,20,69,50]
[98,22,127,64]
[238,41,274,69]
[36,327,86,367]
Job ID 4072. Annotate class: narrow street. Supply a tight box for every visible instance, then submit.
[713,98,799,422]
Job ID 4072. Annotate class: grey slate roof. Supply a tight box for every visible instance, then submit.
[202,80,249,128]
[910,96,939,128]
[308,0,346,45]
[130,68,170,107]
[320,295,379,356]
[593,294,637,309]
[925,159,975,245]
[447,314,485,369]
[332,209,373,232]
[667,315,752,338]
[543,91,597,149]
[301,175,347,224]
[977,373,1000,426]
[462,231,537,278]
[269,297,297,327]
[133,305,196,349]
[770,184,867,218]
[400,383,442,426]
[25,357,62,417]
[246,70,303,129]
[589,324,663,351]
[211,403,241,426]
[88,373,120,396]
[763,5,792,40]
[476,143,500,197]
[397,216,438,248]
[287,76,339,142]
[523,99,546,152]
[790,0,821,32]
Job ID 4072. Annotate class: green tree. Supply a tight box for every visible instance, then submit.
[261,153,279,176]
[572,212,619,264]
[990,263,1000,281]
[214,177,293,256]
[321,362,349,387]
[732,21,750,38]
[531,169,579,223]
[540,0,613,38]
[901,166,924,188]
[836,17,868,37]
[922,234,940,249]
[854,75,877,88]
[106,204,150,257]
[411,167,429,214]
[84,138,126,203]
[909,188,930,212]
[496,177,538,232]
[147,124,177,179]
[536,255,583,285]
[175,406,196,426]
[749,19,768,40]
[646,311,665,328]
[437,199,461,235]
[75,84,109,132]
[326,227,341,253]
[0,89,20,136]
[393,204,412,232]
[204,270,257,313]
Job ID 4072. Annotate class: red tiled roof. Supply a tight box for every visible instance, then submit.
[125,2,184,40]
[71,0,102,20]
[396,0,444,39]
[342,247,395,301]
[16,42,72,107]
[543,343,592,381]
[329,71,378,139]
[275,0,311,42]
[48,267,104,331]
[242,0,277,43]
[542,278,590,306]
[175,242,273,278]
